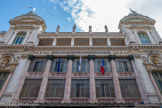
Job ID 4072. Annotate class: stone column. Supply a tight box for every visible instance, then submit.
[149,71,162,103]
[61,55,74,103]
[12,55,34,103]
[108,55,124,103]
[128,55,148,103]
[107,37,111,46]
[53,38,57,46]
[36,55,53,103]
[88,55,97,103]
[89,37,92,46]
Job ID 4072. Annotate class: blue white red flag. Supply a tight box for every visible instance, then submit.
[100,57,104,75]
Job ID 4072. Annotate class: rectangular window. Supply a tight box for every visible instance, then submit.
[94,58,111,72]
[20,79,41,97]
[115,58,133,72]
[0,73,9,91]
[28,58,47,72]
[56,38,71,46]
[119,79,140,97]
[153,72,162,94]
[96,79,114,97]
[13,33,26,44]
[92,38,107,46]
[38,38,53,46]
[71,79,89,97]
[110,38,125,46]
[74,38,89,46]
[50,58,68,72]
[72,58,89,72]
[45,79,65,97]
[137,33,151,44]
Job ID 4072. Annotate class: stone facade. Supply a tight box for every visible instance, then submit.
[0,11,162,107]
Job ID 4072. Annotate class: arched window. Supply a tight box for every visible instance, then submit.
[13,32,26,44]
[137,32,151,44]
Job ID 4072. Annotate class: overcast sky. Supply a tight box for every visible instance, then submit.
[0,0,162,37]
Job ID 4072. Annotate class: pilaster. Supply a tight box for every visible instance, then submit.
[88,55,97,103]
[61,55,74,103]
[128,55,148,103]
[36,55,53,103]
[108,55,124,103]
[12,56,32,103]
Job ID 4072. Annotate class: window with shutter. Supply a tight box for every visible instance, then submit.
[96,79,114,97]
[71,79,89,97]
[115,58,133,72]
[45,79,65,97]
[153,72,162,95]
[28,58,47,72]
[20,79,42,97]
[119,79,140,97]
[50,58,68,72]
[0,72,9,91]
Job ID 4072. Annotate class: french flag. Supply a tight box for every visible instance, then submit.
[100,57,104,75]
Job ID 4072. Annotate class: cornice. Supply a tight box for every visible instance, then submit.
[0,45,162,52]
[39,32,126,37]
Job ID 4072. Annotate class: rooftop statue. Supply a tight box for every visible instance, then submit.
[72,24,76,32]
[105,25,108,33]
[56,25,60,33]
[89,25,92,32]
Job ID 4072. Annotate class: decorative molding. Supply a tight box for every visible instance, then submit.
[47,55,54,60]
[28,55,34,60]
[108,55,116,60]
[88,55,95,60]
[67,55,74,60]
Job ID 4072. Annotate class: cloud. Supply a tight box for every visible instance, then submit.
[67,17,72,22]
[48,0,162,37]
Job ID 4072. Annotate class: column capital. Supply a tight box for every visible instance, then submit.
[88,55,95,60]
[108,55,116,60]
[67,55,74,60]
[28,55,34,60]
[128,55,134,60]
[47,55,54,60]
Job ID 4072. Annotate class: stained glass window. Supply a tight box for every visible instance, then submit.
[13,33,26,44]
[137,33,151,44]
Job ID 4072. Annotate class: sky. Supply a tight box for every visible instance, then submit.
[0,0,162,37]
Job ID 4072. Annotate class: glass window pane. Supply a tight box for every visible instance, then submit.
[96,79,114,97]
[20,79,42,97]
[119,79,140,97]
[71,79,89,97]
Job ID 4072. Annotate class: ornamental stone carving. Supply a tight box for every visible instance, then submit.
[0,54,19,71]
